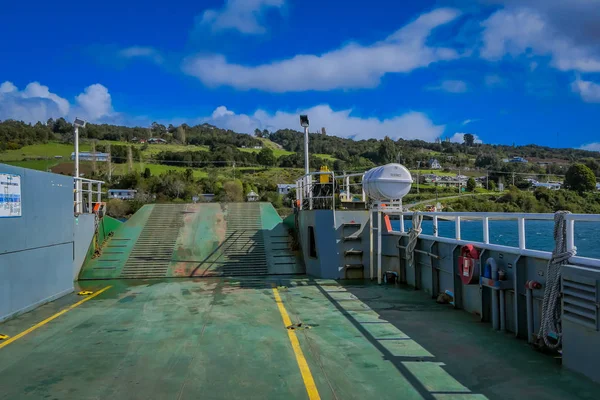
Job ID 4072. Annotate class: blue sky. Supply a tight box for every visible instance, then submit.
[1,0,599,150]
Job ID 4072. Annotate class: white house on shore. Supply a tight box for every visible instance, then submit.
[429,158,442,169]
[70,152,110,162]
[277,184,296,196]
[108,189,137,200]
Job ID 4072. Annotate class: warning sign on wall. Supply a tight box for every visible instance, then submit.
[0,173,22,218]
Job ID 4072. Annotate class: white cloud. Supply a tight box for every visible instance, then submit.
[184,8,462,92]
[450,132,483,144]
[480,7,600,73]
[0,81,69,123]
[571,77,600,103]
[462,119,479,125]
[202,104,445,141]
[580,143,600,152]
[75,84,114,120]
[0,81,17,93]
[118,46,163,64]
[429,80,468,93]
[22,82,70,115]
[0,81,115,124]
[198,0,284,35]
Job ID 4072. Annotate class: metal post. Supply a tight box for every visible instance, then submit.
[298,179,303,210]
[518,217,526,249]
[455,216,461,240]
[308,175,313,210]
[87,181,92,212]
[74,126,81,214]
[417,161,420,195]
[97,183,102,203]
[433,215,438,237]
[483,217,490,244]
[369,210,374,280]
[499,289,506,331]
[304,126,309,175]
[377,210,382,284]
[526,288,534,343]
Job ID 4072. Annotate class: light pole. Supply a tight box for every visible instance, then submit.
[417,161,421,195]
[300,115,310,174]
[73,118,86,213]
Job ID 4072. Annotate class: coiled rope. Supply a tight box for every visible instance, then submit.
[406,211,423,268]
[537,211,576,349]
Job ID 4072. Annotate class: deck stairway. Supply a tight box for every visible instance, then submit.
[119,204,185,278]
[341,222,365,279]
[205,203,268,276]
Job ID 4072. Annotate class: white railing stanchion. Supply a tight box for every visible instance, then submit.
[456,216,461,240]
[566,217,575,253]
[483,217,490,244]
[433,215,438,237]
[518,217,526,249]
[87,181,93,212]
[97,183,102,203]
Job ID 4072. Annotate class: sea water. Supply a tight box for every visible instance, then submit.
[391,219,600,259]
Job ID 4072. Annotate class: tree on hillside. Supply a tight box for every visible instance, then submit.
[221,180,244,202]
[467,177,477,192]
[378,136,397,164]
[564,164,597,192]
[174,125,186,144]
[262,129,269,138]
[254,128,262,138]
[151,122,166,137]
[257,147,276,166]
[463,133,475,147]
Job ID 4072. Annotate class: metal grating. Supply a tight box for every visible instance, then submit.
[563,275,598,330]
[209,203,268,276]
[120,204,185,278]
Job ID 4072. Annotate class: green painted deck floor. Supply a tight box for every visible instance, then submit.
[1,278,599,400]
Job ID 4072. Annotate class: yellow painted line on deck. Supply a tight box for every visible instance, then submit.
[0,286,112,350]
[272,287,321,400]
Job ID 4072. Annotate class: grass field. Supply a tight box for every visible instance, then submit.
[410,169,455,177]
[238,146,294,157]
[313,153,337,161]
[0,142,91,162]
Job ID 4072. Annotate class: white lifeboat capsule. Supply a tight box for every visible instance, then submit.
[363,163,413,201]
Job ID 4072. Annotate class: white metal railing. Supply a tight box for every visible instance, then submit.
[337,173,366,205]
[74,177,104,214]
[385,211,600,269]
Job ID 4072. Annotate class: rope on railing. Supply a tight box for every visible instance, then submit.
[406,212,423,268]
[537,211,576,349]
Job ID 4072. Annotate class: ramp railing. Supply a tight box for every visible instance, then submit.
[74,177,104,214]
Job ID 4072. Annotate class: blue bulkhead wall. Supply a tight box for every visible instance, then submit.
[0,164,77,322]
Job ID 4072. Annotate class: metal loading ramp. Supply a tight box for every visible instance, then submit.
[79,202,304,280]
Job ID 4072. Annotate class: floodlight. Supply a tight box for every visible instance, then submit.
[74,118,87,128]
[300,115,309,128]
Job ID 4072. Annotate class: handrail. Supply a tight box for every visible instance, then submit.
[73,177,104,214]
[386,210,600,269]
